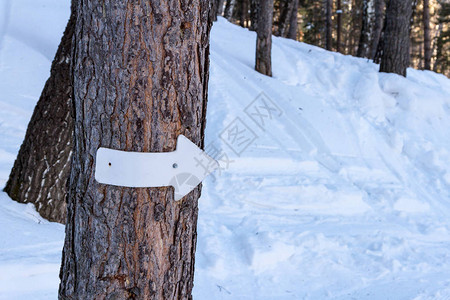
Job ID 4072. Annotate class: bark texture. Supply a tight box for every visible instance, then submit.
[3,3,76,224]
[255,0,274,76]
[58,0,211,299]
[287,0,299,40]
[423,0,431,70]
[380,0,412,77]
[325,0,333,50]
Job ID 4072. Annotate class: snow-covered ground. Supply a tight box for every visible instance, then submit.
[1,1,450,299]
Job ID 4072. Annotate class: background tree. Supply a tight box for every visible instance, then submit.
[238,0,249,26]
[218,0,448,77]
[325,0,333,50]
[58,0,212,298]
[434,1,450,74]
[357,0,375,58]
[336,0,342,52]
[423,0,432,69]
[256,0,274,76]
[277,0,296,37]
[224,0,237,20]
[3,3,75,224]
[380,0,413,76]
[250,0,259,30]
[212,0,226,21]
[287,0,299,39]
[370,0,385,59]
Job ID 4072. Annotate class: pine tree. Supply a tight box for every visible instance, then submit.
[434,1,450,75]
[4,2,76,224]
[423,0,432,69]
[256,0,274,76]
[58,0,212,298]
[380,0,413,76]
[287,0,299,39]
[325,0,333,50]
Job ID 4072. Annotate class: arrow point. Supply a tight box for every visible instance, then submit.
[172,135,219,201]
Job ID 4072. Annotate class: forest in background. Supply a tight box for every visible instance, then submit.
[215,0,450,77]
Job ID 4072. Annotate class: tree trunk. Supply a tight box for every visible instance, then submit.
[336,0,342,52]
[348,0,361,55]
[379,0,412,77]
[255,0,274,76]
[287,0,299,40]
[277,0,295,37]
[423,0,431,70]
[3,2,75,224]
[239,0,249,27]
[325,0,333,50]
[212,0,224,21]
[218,0,225,16]
[224,0,236,20]
[249,0,259,31]
[370,0,385,59]
[357,0,375,58]
[58,0,212,298]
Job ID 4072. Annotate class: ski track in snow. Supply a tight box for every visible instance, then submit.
[1,3,450,299]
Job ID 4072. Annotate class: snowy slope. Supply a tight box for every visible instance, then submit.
[1,2,450,299]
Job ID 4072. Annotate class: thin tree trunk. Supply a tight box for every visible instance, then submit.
[287,0,299,40]
[433,22,444,72]
[249,0,259,31]
[357,0,373,57]
[58,0,212,298]
[380,0,412,76]
[336,0,342,52]
[255,0,274,76]
[218,0,225,16]
[224,0,236,20]
[212,0,224,21]
[277,0,295,37]
[239,0,249,27]
[370,0,385,59]
[410,0,419,32]
[3,2,75,224]
[348,0,361,55]
[423,0,431,70]
[325,0,333,50]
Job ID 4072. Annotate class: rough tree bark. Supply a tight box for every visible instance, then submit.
[58,0,212,299]
[380,0,412,76]
[3,3,76,224]
[370,0,385,59]
[287,0,299,40]
[325,0,333,50]
[423,0,431,70]
[255,0,274,76]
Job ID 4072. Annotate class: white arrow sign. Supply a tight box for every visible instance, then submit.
[95,135,219,201]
